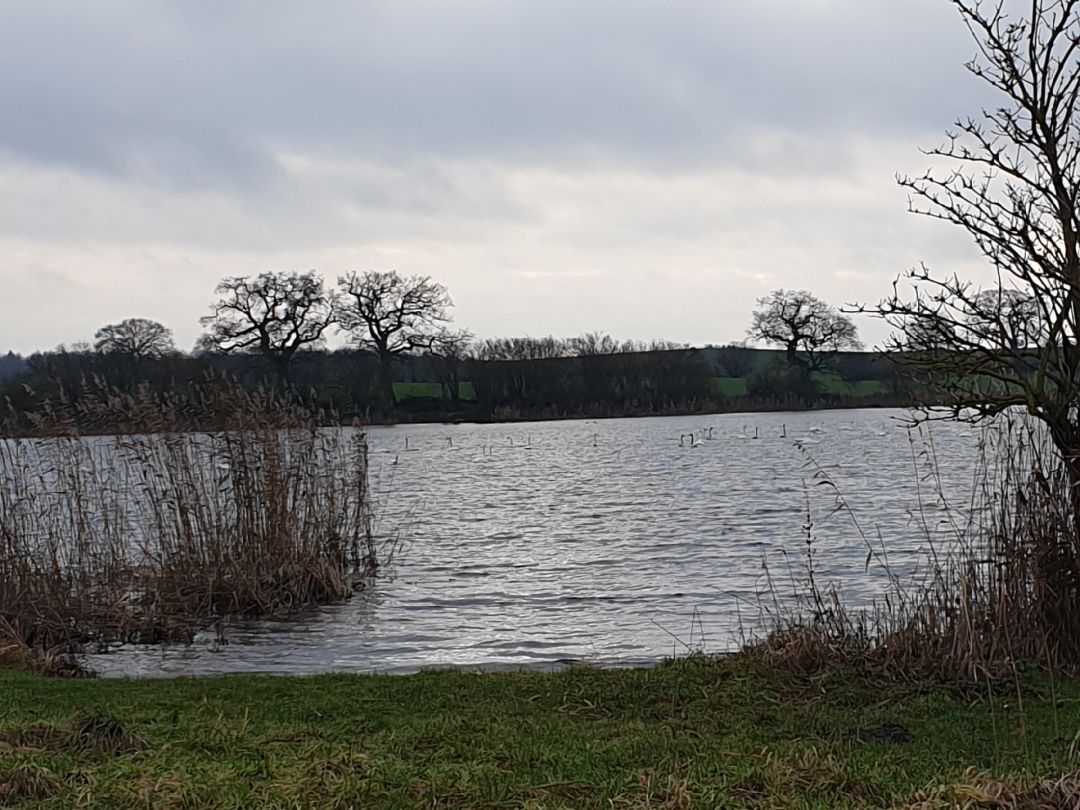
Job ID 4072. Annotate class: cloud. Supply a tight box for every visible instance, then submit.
[0,0,1000,353]
[0,0,981,180]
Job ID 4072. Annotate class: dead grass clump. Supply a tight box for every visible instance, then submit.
[0,621,33,672]
[0,380,384,667]
[1,723,70,754]
[742,624,873,679]
[609,763,695,809]
[897,767,1080,809]
[1,715,146,757]
[0,762,63,804]
[0,619,88,678]
[68,713,147,755]
[727,748,865,806]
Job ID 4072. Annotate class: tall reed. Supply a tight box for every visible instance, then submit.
[750,417,1080,682]
[0,381,380,658]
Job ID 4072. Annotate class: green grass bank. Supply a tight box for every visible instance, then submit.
[2,656,1078,808]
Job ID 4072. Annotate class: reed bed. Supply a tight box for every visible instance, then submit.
[751,417,1080,683]
[0,382,380,665]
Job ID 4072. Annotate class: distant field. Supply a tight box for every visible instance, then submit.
[393,382,476,401]
[711,377,748,396]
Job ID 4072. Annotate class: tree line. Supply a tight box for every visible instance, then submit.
[2,271,910,427]
[4,0,1076,484]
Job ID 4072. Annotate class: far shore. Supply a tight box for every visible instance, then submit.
[371,392,925,428]
[0,394,928,439]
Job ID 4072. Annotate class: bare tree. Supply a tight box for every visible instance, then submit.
[644,339,690,352]
[337,270,454,406]
[748,289,862,374]
[968,289,1044,351]
[868,0,1080,494]
[474,336,568,361]
[93,318,176,358]
[199,271,336,386]
[427,329,473,404]
[568,332,621,356]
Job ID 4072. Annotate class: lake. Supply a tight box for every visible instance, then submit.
[85,408,986,677]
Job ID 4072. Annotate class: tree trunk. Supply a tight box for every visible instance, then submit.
[378,353,395,411]
[1063,445,1080,539]
[272,356,292,391]
[785,341,800,369]
[449,362,461,404]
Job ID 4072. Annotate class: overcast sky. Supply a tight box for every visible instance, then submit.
[0,0,1004,355]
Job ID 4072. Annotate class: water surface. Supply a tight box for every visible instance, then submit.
[87,408,984,677]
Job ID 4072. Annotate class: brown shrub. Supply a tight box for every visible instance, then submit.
[0,382,384,666]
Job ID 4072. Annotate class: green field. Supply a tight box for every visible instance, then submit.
[711,377,749,396]
[393,382,476,401]
[1,657,1077,808]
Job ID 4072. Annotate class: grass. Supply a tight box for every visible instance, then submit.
[393,382,477,401]
[0,655,1077,808]
[711,377,748,396]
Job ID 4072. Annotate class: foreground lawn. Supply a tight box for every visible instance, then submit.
[1,657,1078,808]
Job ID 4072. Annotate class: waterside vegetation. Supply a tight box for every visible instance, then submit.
[0,382,383,674]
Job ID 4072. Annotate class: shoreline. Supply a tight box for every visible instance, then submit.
[0,396,929,438]
[366,394,925,428]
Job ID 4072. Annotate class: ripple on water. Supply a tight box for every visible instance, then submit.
[82,409,985,677]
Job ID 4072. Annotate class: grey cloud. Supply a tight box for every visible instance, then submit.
[0,0,986,189]
[0,0,1011,354]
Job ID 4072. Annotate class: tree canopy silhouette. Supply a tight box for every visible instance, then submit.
[748,289,861,373]
[337,270,454,406]
[93,318,176,358]
[199,271,336,387]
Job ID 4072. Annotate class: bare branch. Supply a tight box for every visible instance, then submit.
[747,289,862,375]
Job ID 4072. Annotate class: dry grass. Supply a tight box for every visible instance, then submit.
[897,767,1080,809]
[747,418,1080,684]
[727,748,868,807]
[0,762,63,804]
[1,714,146,757]
[0,380,383,669]
[608,765,695,809]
